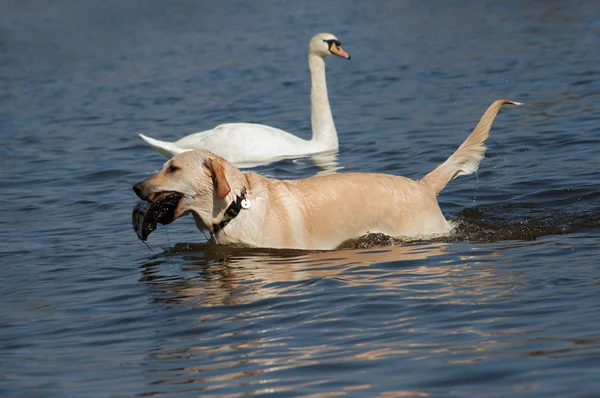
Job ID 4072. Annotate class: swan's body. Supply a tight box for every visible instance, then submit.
[139,33,350,166]
[140,123,331,168]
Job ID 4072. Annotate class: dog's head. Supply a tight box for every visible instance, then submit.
[133,150,246,238]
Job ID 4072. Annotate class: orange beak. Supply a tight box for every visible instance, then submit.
[330,44,351,60]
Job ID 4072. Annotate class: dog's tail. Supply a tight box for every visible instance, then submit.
[138,134,188,158]
[421,99,522,196]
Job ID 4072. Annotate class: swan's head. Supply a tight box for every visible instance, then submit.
[309,33,351,60]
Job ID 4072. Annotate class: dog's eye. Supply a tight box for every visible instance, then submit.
[166,165,180,174]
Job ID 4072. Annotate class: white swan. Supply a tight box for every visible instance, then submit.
[139,33,350,167]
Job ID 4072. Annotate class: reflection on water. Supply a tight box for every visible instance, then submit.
[233,150,341,174]
[141,242,453,306]
[309,150,342,175]
[137,239,600,396]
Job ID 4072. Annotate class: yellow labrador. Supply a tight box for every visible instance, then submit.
[133,100,521,250]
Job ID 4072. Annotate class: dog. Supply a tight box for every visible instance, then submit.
[133,100,521,250]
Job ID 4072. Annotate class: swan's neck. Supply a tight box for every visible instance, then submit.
[309,54,338,149]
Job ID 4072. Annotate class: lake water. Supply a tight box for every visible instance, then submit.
[2,1,600,396]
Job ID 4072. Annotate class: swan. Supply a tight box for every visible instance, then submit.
[138,32,350,167]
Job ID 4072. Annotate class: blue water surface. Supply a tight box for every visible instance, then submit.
[2,1,600,396]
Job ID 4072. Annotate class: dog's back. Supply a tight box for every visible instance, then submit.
[257,173,450,249]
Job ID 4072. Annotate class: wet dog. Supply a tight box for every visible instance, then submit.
[133,100,521,250]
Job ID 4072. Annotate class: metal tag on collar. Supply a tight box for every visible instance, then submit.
[241,198,251,209]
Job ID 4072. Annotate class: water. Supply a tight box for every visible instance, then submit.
[2,1,600,396]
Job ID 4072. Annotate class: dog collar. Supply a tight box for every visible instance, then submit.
[213,189,249,234]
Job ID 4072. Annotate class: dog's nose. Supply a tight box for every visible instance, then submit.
[133,181,145,199]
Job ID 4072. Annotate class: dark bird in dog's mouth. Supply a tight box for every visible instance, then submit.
[132,192,183,241]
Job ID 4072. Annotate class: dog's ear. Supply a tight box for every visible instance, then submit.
[205,158,231,199]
